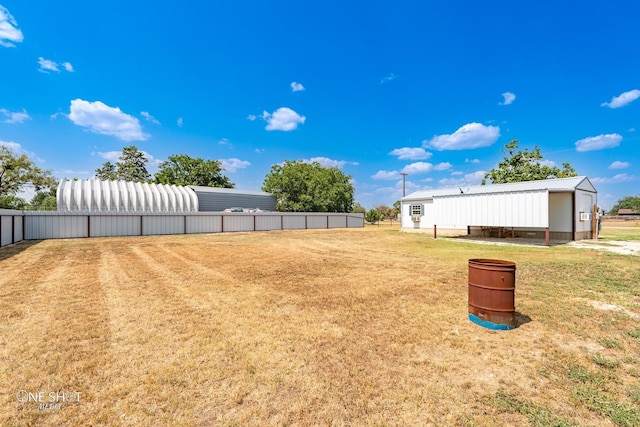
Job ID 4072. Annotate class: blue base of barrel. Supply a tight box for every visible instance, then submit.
[468,313,515,330]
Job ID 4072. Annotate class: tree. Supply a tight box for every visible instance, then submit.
[0,145,57,209]
[154,154,234,188]
[365,209,381,223]
[94,161,117,181]
[351,202,366,214]
[609,195,640,215]
[95,145,150,182]
[482,140,577,185]
[29,190,57,210]
[375,204,392,220]
[262,160,355,212]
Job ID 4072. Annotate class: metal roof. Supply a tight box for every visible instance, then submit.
[402,176,596,201]
[188,186,273,196]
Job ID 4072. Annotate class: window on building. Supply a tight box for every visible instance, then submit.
[410,204,422,216]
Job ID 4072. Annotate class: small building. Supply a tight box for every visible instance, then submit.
[617,208,639,216]
[401,176,597,243]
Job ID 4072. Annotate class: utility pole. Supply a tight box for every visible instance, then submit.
[400,172,407,197]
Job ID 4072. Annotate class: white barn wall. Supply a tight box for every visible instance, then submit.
[575,189,596,239]
[25,214,88,239]
[549,193,573,233]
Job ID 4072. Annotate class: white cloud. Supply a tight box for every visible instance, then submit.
[0,6,23,47]
[0,108,30,124]
[591,174,638,184]
[433,162,452,171]
[291,82,305,92]
[92,151,120,161]
[218,138,232,146]
[92,150,161,167]
[379,73,398,84]
[221,158,250,172]
[402,162,433,175]
[499,92,516,105]
[372,170,401,180]
[539,160,556,167]
[465,158,480,164]
[303,157,358,168]
[262,107,306,131]
[140,111,160,124]
[38,57,74,73]
[246,114,257,121]
[389,147,432,160]
[254,148,265,154]
[68,99,149,141]
[1,141,33,157]
[575,133,622,152]
[438,170,486,187]
[601,89,640,109]
[609,161,629,170]
[177,117,183,127]
[425,122,500,150]
[451,171,464,176]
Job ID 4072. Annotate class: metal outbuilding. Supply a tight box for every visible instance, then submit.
[57,179,199,212]
[188,186,276,212]
[401,176,598,244]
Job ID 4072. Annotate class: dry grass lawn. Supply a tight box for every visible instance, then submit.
[1,223,639,426]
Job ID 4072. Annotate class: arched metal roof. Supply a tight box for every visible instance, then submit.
[57,179,199,212]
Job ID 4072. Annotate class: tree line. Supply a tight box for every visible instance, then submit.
[1,140,635,214]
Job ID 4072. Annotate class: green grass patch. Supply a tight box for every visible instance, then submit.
[571,386,640,426]
[491,389,579,427]
[592,353,620,369]
[600,337,623,349]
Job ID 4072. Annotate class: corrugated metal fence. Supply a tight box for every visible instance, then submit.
[0,210,364,247]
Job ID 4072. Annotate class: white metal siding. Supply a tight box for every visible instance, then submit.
[256,215,281,231]
[25,215,88,239]
[576,190,595,233]
[1,216,12,246]
[347,215,365,228]
[222,215,254,232]
[186,216,222,233]
[91,216,141,237]
[283,215,306,229]
[549,193,573,232]
[328,215,347,228]
[306,215,328,229]
[434,190,548,228]
[143,216,184,235]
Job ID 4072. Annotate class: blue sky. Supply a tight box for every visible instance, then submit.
[1,1,638,210]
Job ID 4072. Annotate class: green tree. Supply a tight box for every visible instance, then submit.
[262,160,354,212]
[365,208,381,223]
[609,195,640,215]
[95,146,150,182]
[351,202,366,214]
[94,161,117,181]
[375,204,392,220]
[29,190,57,210]
[482,140,577,185]
[0,145,57,209]
[154,154,234,188]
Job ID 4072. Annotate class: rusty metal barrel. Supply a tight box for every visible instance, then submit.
[468,259,516,330]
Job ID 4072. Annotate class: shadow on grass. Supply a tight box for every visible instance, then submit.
[515,311,532,328]
[0,240,43,262]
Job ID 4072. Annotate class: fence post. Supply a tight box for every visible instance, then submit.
[184,215,187,234]
[140,215,143,236]
[545,227,550,246]
[434,224,437,239]
[88,215,91,238]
